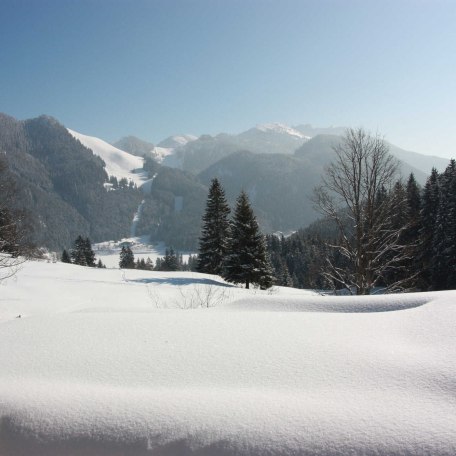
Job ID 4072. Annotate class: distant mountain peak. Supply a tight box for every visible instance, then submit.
[254,123,309,139]
[157,134,198,149]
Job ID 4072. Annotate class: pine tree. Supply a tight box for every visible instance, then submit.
[197,178,231,274]
[61,249,71,263]
[222,191,273,289]
[119,246,135,269]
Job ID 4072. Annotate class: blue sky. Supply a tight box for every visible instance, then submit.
[1,0,455,157]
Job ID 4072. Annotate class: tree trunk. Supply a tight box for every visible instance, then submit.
[246,279,250,289]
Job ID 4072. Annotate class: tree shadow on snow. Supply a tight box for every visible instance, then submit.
[127,277,234,288]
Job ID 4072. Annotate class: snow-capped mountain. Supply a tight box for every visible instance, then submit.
[68,129,149,187]
[254,122,311,140]
[157,134,198,149]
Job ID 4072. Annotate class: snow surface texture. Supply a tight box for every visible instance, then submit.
[68,129,150,188]
[1,261,456,455]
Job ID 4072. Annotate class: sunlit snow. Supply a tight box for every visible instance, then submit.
[68,129,150,188]
[255,122,310,139]
[1,261,455,455]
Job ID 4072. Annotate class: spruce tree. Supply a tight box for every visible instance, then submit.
[163,248,179,271]
[402,173,422,289]
[419,168,440,289]
[222,191,273,289]
[61,249,71,263]
[71,235,87,266]
[119,246,135,269]
[197,178,231,274]
[432,160,456,290]
[83,237,96,267]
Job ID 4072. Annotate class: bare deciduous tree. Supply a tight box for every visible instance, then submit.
[313,128,411,294]
[0,153,25,282]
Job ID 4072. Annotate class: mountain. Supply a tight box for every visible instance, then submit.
[199,151,322,231]
[3,113,451,252]
[69,129,149,188]
[294,134,429,184]
[235,123,309,154]
[172,123,310,175]
[386,143,450,174]
[113,135,155,158]
[0,113,143,249]
[157,134,198,149]
[293,123,347,137]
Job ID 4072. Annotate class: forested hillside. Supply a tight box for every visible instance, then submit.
[0,113,142,249]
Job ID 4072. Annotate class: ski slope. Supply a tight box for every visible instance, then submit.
[68,129,150,188]
[1,261,456,455]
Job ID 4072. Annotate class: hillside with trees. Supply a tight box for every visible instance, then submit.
[0,113,142,249]
[266,131,456,293]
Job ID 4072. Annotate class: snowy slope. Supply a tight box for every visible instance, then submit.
[255,122,310,139]
[68,129,149,187]
[1,261,456,455]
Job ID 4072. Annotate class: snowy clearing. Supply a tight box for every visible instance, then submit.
[93,236,194,268]
[1,261,455,455]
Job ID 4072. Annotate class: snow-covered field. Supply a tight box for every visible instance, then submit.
[1,261,455,455]
[93,236,194,268]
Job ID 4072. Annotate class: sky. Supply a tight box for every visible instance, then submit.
[1,0,455,158]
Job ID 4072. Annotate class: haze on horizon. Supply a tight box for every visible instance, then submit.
[1,0,455,159]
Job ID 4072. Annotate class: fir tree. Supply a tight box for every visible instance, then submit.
[83,237,96,267]
[402,174,422,288]
[222,191,273,289]
[119,246,135,269]
[163,248,179,271]
[69,236,96,267]
[61,249,71,263]
[71,235,87,266]
[197,178,231,274]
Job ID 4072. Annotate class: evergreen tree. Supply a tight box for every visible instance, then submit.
[61,249,71,263]
[222,191,273,289]
[197,178,231,274]
[403,174,422,288]
[71,235,87,266]
[83,237,96,267]
[119,246,135,269]
[432,160,456,290]
[163,248,179,271]
[419,168,440,289]
[96,258,105,268]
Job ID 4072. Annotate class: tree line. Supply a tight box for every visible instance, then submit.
[267,129,456,294]
[118,245,198,271]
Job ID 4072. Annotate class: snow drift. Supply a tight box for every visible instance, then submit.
[1,261,455,455]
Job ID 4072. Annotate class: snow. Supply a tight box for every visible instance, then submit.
[68,129,150,188]
[1,261,456,455]
[255,122,310,139]
[93,236,194,268]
